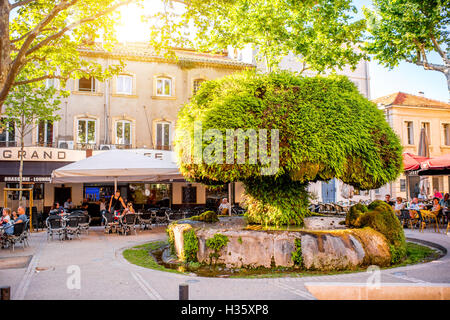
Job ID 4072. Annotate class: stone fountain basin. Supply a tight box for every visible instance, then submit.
[170,216,391,271]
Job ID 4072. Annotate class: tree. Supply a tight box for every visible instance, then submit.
[175,71,403,226]
[364,0,450,93]
[151,0,366,72]
[0,0,137,111]
[1,81,62,199]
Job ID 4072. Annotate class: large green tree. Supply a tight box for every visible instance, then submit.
[151,0,366,72]
[0,0,137,110]
[364,0,449,93]
[175,71,403,226]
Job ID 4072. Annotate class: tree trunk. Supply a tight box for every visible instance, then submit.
[19,126,24,201]
[243,176,310,226]
[0,0,11,110]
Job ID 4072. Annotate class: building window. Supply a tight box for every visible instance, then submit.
[400,179,406,192]
[444,124,450,146]
[156,77,172,96]
[156,122,170,150]
[78,77,96,92]
[37,120,53,147]
[45,78,59,89]
[0,120,15,146]
[77,119,96,145]
[116,120,132,146]
[116,75,133,95]
[193,79,205,95]
[421,122,431,144]
[406,121,414,145]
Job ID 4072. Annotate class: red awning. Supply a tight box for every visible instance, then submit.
[403,153,429,171]
[421,153,450,170]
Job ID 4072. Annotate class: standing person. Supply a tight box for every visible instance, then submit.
[218,198,231,216]
[109,190,126,220]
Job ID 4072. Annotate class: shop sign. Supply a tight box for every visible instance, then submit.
[2,176,52,183]
[0,147,86,162]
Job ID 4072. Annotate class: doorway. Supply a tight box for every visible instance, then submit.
[321,179,336,203]
[54,187,71,206]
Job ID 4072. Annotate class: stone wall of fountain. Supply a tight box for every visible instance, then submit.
[169,216,392,270]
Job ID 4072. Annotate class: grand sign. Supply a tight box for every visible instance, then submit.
[0,147,87,162]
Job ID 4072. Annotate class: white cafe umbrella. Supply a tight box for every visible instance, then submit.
[51,149,184,190]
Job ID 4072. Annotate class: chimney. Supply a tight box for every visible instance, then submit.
[86,149,93,158]
[418,91,425,97]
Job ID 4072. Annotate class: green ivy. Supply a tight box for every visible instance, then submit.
[206,233,229,265]
[183,229,199,263]
[291,238,303,267]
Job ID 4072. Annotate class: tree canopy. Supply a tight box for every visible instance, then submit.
[364,0,449,92]
[0,0,135,108]
[150,0,366,72]
[175,71,403,225]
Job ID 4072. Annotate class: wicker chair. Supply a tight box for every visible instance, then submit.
[102,211,118,234]
[138,212,152,230]
[4,222,27,251]
[46,216,65,241]
[65,217,81,240]
[119,214,137,235]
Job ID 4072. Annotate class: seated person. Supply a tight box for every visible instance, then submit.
[49,203,64,216]
[122,202,136,216]
[12,207,28,224]
[81,198,89,210]
[431,197,442,222]
[393,197,404,217]
[439,193,449,208]
[384,194,395,206]
[218,198,231,215]
[409,197,424,220]
[1,208,14,236]
[64,198,74,210]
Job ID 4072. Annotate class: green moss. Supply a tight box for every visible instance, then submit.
[347,201,406,264]
[183,229,199,263]
[191,210,219,223]
[345,203,368,227]
[291,238,303,267]
[166,225,176,254]
[237,236,243,244]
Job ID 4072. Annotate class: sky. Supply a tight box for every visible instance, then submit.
[116,0,449,103]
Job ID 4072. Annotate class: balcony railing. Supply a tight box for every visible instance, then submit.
[155,144,172,151]
[0,141,17,147]
[76,143,98,150]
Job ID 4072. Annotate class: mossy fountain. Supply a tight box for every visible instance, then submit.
[166,71,406,273]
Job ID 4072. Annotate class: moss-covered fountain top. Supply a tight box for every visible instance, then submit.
[175,71,403,226]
